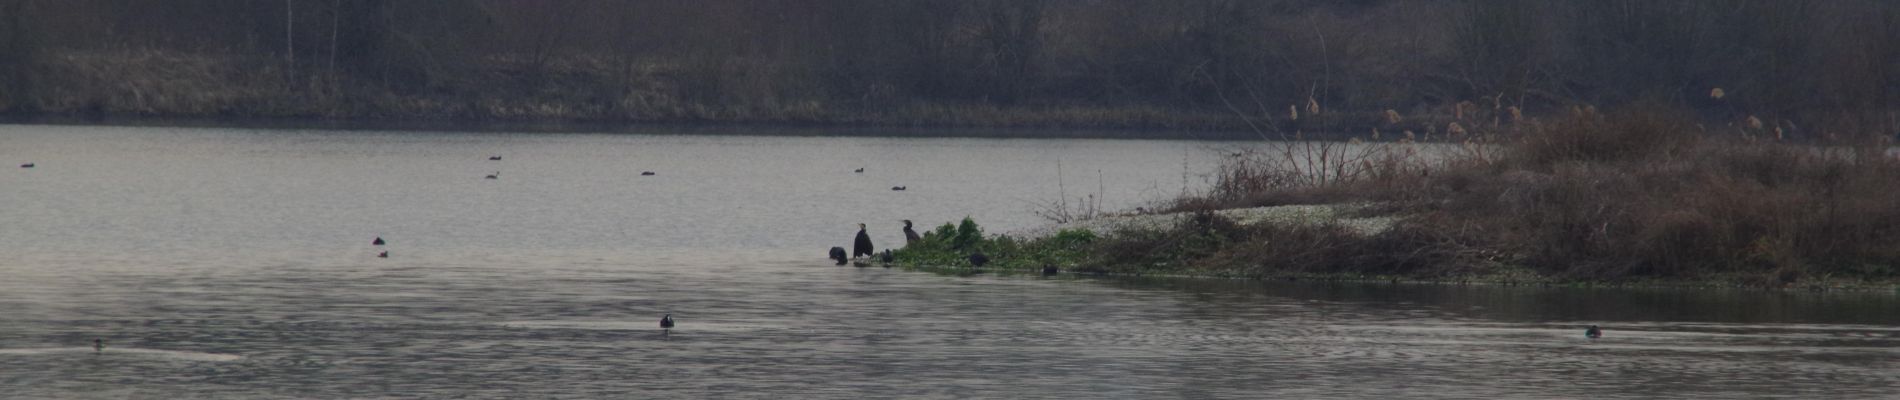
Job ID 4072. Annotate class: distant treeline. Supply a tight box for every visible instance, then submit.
[0,0,1894,133]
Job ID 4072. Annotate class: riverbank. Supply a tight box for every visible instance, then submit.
[893,107,1900,291]
[2,49,1454,139]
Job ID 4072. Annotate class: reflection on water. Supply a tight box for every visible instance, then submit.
[2,125,1899,398]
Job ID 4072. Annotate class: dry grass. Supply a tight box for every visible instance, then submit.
[1131,105,1900,286]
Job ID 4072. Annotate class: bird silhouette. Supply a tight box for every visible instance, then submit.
[19,163,33,168]
[661,314,675,329]
[641,171,656,176]
[902,220,921,244]
[853,224,874,258]
[891,186,906,191]
[1585,325,1602,339]
[829,247,848,265]
[485,172,499,179]
[488,155,501,161]
[372,237,385,246]
[854,167,864,173]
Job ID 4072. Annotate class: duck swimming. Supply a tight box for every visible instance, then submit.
[1585,325,1602,339]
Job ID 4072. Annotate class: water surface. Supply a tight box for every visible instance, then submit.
[2,124,1897,398]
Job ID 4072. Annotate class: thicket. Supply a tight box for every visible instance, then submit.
[0,0,1896,131]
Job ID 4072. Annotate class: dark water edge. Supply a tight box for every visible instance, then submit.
[893,264,1900,325]
[0,113,1273,140]
[900,262,1900,293]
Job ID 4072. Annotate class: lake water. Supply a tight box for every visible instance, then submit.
[2,124,1898,398]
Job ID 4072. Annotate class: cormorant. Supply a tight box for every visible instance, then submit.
[968,252,989,267]
[1585,325,1602,339]
[854,168,864,173]
[377,251,389,258]
[902,220,921,244]
[489,155,502,161]
[641,171,656,176]
[829,247,848,265]
[485,172,499,179]
[19,163,32,168]
[853,224,874,258]
[661,314,675,329]
[880,249,894,263]
[93,338,105,353]
[891,186,906,191]
[373,237,385,246]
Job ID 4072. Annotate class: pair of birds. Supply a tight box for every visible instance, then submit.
[829,221,925,265]
[373,236,388,258]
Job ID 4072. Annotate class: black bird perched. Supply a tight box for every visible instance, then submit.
[378,251,389,258]
[829,247,848,265]
[1585,325,1602,339]
[19,163,32,168]
[641,171,656,176]
[372,237,385,246]
[891,186,906,191]
[880,249,894,263]
[660,313,675,329]
[853,223,874,258]
[902,220,921,244]
[968,252,989,267]
[854,168,864,173]
[489,155,502,161]
[485,172,499,179]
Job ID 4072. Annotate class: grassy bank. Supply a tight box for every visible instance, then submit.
[9,49,1485,137]
[898,108,1900,290]
[6,49,1257,133]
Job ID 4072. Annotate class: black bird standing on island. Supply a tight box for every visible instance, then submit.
[853,223,874,258]
[880,249,894,263]
[1586,325,1602,339]
[902,220,921,244]
[829,247,848,265]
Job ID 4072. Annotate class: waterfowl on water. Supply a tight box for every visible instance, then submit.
[902,220,921,244]
[19,163,32,168]
[1586,325,1602,339]
[968,252,989,267]
[853,224,874,258]
[1042,264,1058,275]
[373,237,385,246]
[829,246,848,265]
[489,155,502,161]
[377,251,389,258]
[854,168,864,173]
[485,172,499,179]
[93,338,105,353]
[660,314,675,329]
[641,171,656,176]
[891,186,906,191]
